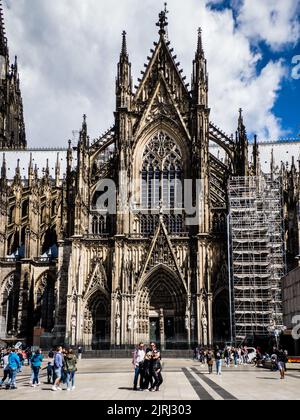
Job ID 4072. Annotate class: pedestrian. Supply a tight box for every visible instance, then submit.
[284,350,288,372]
[7,348,21,390]
[214,346,223,376]
[206,349,214,375]
[17,349,24,373]
[52,346,64,392]
[48,349,55,384]
[141,350,153,391]
[276,347,288,380]
[0,348,11,388]
[150,342,161,360]
[224,347,230,368]
[132,342,146,391]
[232,348,239,368]
[78,346,83,361]
[63,349,78,391]
[42,362,54,384]
[30,349,44,387]
[150,349,163,392]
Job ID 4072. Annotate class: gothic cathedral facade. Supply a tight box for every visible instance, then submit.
[1,6,298,350]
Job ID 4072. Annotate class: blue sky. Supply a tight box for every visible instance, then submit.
[208,0,300,139]
[3,0,300,146]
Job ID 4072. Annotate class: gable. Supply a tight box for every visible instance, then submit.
[139,217,186,287]
[133,38,191,128]
[134,74,191,141]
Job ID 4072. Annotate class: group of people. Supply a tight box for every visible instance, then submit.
[194,344,289,379]
[0,346,79,391]
[132,342,163,392]
[194,346,251,367]
[48,347,78,392]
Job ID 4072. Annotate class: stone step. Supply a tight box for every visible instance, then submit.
[82,349,194,359]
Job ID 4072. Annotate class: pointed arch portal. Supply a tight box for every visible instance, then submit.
[137,266,187,349]
[83,291,110,350]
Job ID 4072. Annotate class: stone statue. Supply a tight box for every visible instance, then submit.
[116,314,121,330]
[128,314,133,331]
[185,314,190,331]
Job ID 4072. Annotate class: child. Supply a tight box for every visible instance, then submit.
[43,362,54,384]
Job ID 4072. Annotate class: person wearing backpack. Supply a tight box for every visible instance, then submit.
[63,349,78,391]
[30,349,44,387]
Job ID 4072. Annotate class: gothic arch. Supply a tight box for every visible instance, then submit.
[34,271,56,332]
[82,290,111,350]
[135,265,187,348]
[138,263,186,293]
[133,121,190,187]
[0,272,20,338]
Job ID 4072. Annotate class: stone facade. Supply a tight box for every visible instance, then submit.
[0,5,299,349]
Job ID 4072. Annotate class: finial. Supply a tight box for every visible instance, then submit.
[238,108,244,130]
[121,30,127,56]
[156,3,169,37]
[197,28,204,56]
[81,114,87,135]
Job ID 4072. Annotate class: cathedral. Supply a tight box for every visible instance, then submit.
[0,4,299,350]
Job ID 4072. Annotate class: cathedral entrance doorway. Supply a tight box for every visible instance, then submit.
[138,267,187,349]
[83,292,110,350]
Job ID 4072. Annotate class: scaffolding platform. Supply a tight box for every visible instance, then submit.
[229,175,285,344]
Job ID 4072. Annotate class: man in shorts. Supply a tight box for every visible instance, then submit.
[52,346,63,391]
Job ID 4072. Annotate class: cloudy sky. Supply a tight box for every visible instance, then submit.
[3,0,300,148]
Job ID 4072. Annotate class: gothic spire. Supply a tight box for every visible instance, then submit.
[234,108,249,176]
[0,153,6,190]
[28,152,34,186]
[196,28,204,58]
[55,153,61,186]
[192,28,208,106]
[0,1,26,150]
[121,30,127,58]
[156,3,169,38]
[252,134,260,176]
[0,1,8,57]
[116,30,132,110]
[1,152,6,178]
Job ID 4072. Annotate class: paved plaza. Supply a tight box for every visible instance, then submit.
[0,359,299,400]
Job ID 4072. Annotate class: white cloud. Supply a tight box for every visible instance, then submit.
[2,0,292,147]
[236,0,300,51]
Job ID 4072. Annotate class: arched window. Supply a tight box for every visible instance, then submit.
[8,206,16,225]
[40,206,46,225]
[22,200,29,218]
[141,132,183,210]
[35,273,55,332]
[92,215,107,235]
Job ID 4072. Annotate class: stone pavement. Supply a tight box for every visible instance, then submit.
[0,359,299,400]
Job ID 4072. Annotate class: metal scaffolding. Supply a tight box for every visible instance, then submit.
[229,175,285,345]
